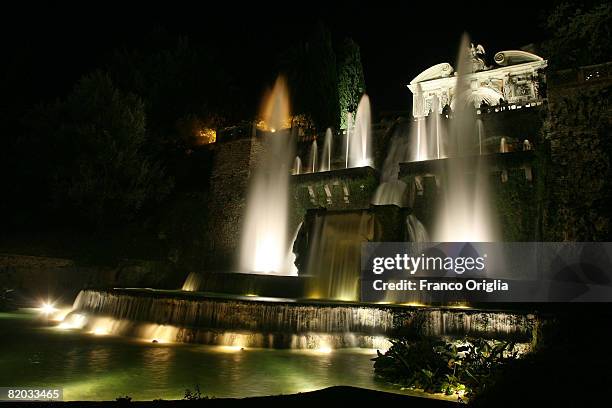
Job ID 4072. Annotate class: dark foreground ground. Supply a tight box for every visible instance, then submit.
[8,387,458,407]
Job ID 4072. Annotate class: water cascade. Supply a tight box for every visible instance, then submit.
[433,34,497,241]
[372,124,412,208]
[373,123,430,241]
[63,289,535,348]
[285,222,302,275]
[319,128,332,172]
[304,211,374,301]
[406,214,429,242]
[240,76,295,274]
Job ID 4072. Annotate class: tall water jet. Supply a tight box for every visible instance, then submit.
[319,128,332,172]
[348,95,372,168]
[500,137,508,153]
[427,94,446,159]
[240,76,295,274]
[309,140,318,173]
[433,34,497,242]
[477,118,485,155]
[293,156,302,175]
[257,77,291,132]
[411,117,429,161]
[344,112,354,168]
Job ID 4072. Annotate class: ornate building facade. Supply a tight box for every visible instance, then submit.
[408,48,548,118]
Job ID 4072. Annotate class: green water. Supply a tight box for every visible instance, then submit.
[0,310,415,401]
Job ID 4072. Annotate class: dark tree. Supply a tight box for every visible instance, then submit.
[280,23,340,131]
[27,72,170,229]
[337,38,366,130]
[107,31,237,161]
[542,1,612,69]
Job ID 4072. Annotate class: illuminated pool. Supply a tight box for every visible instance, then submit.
[0,309,431,401]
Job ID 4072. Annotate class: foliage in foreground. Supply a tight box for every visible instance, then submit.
[372,336,519,398]
[184,384,210,400]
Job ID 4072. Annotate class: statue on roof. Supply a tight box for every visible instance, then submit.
[470,43,488,72]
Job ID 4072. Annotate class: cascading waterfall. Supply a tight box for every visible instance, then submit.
[72,290,393,334]
[304,211,374,301]
[285,222,302,275]
[240,76,296,274]
[406,214,429,242]
[62,289,534,348]
[433,34,497,241]
[319,128,332,172]
[372,123,412,208]
[372,122,430,241]
[347,95,373,168]
[309,140,318,173]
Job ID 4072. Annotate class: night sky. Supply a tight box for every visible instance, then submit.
[3,1,556,117]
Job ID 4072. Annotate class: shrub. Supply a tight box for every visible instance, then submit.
[372,336,519,398]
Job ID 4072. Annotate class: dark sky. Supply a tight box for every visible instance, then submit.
[3,1,557,117]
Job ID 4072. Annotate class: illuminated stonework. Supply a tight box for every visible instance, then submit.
[197,128,217,144]
[408,49,547,118]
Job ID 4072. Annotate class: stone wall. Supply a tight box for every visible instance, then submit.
[0,254,183,304]
[204,125,263,271]
[290,166,379,233]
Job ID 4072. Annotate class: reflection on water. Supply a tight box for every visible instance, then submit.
[0,310,417,401]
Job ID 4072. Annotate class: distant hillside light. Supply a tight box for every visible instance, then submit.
[197,128,216,144]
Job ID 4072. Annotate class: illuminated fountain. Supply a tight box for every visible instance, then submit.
[372,124,412,207]
[410,94,446,162]
[344,112,354,168]
[346,95,372,168]
[304,211,375,301]
[57,289,534,349]
[293,156,302,175]
[50,38,549,355]
[239,76,296,274]
[308,140,318,173]
[319,128,332,172]
[433,34,497,241]
[371,121,429,242]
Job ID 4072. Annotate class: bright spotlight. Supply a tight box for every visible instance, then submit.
[40,302,57,315]
[91,327,109,336]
